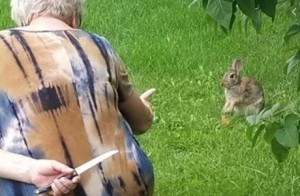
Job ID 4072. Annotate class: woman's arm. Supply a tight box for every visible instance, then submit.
[119,89,155,134]
[0,149,35,183]
[0,149,79,195]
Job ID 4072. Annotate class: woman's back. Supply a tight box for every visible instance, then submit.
[0,29,154,196]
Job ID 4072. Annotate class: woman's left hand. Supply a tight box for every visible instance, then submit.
[29,159,80,195]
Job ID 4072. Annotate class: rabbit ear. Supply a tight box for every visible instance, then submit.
[232,59,243,73]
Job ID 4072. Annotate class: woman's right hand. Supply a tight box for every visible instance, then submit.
[29,159,80,196]
[140,88,156,114]
[119,88,156,134]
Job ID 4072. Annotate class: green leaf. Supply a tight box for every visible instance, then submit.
[286,48,300,74]
[246,105,267,125]
[283,102,296,111]
[261,103,280,119]
[236,0,256,19]
[252,124,265,147]
[220,2,237,34]
[251,9,262,33]
[229,2,237,30]
[258,0,278,21]
[275,123,299,148]
[205,0,233,30]
[271,103,280,112]
[290,0,295,6]
[202,0,208,9]
[246,114,257,125]
[284,24,300,43]
[298,70,300,91]
[271,138,289,163]
[261,110,272,119]
[284,113,299,126]
[264,122,280,143]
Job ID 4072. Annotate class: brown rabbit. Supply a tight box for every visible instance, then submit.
[221,59,264,115]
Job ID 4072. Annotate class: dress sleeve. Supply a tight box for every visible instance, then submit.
[112,51,134,102]
[91,34,134,102]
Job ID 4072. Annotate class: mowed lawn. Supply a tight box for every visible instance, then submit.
[1,0,300,195]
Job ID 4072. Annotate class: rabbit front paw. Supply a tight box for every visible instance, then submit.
[222,102,235,113]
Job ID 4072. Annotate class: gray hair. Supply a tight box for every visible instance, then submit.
[10,0,85,26]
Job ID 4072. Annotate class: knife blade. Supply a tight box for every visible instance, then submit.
[35,150,119,194]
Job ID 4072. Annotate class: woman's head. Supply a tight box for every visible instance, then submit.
[10,0,85,27]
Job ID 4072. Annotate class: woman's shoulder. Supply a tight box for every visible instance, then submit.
[83,31,112,47]
[0,29,13,37]
[79,31,118,54]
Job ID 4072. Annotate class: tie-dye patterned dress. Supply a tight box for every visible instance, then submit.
[0,29,154,196]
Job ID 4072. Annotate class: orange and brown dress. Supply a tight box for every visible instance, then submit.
[0,29,154,196]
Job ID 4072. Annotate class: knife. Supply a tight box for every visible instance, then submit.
[35,150,119,194]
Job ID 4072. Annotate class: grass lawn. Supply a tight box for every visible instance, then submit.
[1,0,300,195]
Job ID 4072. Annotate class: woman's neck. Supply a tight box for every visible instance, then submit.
[16,16,77,31]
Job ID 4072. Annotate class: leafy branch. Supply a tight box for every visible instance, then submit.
[198,0,278,33]
[284,24,300,90]
[246,103,300,162]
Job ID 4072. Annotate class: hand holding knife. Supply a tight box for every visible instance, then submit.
[35,150,119,194]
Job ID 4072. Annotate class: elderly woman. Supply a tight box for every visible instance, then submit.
[0,0,155,195]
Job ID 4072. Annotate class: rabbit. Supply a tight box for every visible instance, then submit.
[220,59,265,116]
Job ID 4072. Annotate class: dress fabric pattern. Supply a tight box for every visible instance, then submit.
[0,29,154,196]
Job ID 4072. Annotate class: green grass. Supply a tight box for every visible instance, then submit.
[1,0,300,195]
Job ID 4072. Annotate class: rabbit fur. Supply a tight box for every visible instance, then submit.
[221,59,264,115]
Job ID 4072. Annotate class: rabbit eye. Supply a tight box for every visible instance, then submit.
[229,74,235,79]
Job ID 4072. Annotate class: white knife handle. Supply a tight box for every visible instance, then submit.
[35,170,77,194]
